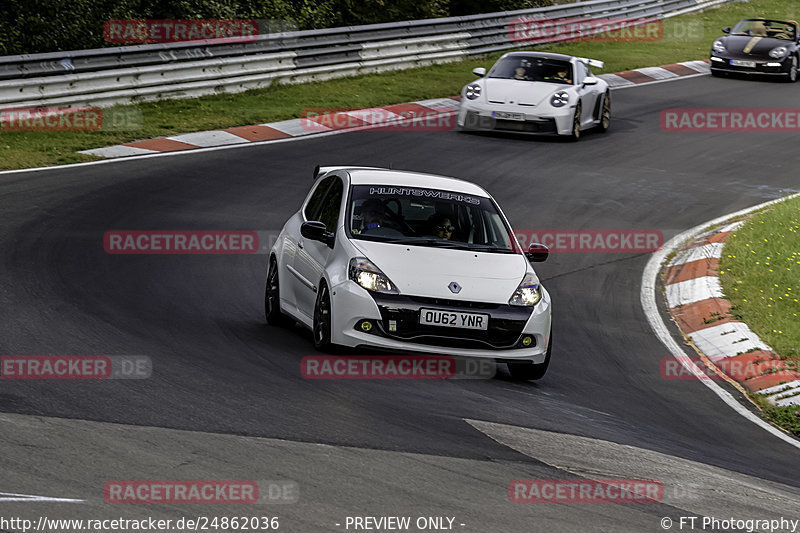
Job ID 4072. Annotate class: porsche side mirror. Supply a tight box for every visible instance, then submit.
[583,77,599,86]
[301,221,334,247]
[525,243,549,263]
[722,27,731,34]
[472,67,486,77]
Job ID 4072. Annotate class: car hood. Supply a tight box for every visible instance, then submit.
[717,35,789,57]
[350,239,532,303]
[483,78,566,106]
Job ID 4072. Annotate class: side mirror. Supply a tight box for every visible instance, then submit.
[583,77,599,86]
[472,67,486,77]
[722,27,731,34]
[525,243,549,263]
[301,221,334,247]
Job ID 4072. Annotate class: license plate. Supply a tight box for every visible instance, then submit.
[492,111,525,121]
[731,59,756,68]
[419,308,489,330]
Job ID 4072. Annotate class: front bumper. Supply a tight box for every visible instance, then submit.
[710,55,792,76]
[457,101,574,136]
[330,280,552,363]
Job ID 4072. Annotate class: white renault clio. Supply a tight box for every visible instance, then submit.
[265,166,553,380]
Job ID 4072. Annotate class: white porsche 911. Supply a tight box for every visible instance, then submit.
[265,166,553,380]
[457,51,610,140]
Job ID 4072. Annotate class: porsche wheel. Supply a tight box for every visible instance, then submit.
[313,282,335,352]
[710,69,724,78]
[508,330,552,381]
[568,102,582,141]
[265,256,285,326]
[597,92,611,133]
[786,56,798,83]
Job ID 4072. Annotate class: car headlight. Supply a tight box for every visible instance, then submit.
[712,40,726,54]
[769,46,788,59]
[550,91,569,108]
[465,84,481,100]
[508,273,542,306]
[348,257,399,294]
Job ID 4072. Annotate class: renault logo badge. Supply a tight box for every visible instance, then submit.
[448,282,462,294]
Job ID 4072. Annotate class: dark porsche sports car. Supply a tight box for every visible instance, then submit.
[710,18,799,82]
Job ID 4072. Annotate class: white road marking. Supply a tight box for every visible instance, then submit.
[80,145,156,158]
[664,276,724,307]
[667,242,724,267]
[688,321,771,360]
[635,66,679,80]
[0,491,84,503]
[167,130,246,147]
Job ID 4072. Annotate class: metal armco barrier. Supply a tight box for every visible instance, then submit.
[0,0,741,108]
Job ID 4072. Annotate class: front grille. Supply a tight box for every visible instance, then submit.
[408,296,499,309]
[494,118,557,133]
[370,294,533,350]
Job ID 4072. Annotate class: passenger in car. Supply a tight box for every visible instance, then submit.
[427,212,457,240]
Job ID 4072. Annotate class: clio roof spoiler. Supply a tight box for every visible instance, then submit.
[313,165,385,179]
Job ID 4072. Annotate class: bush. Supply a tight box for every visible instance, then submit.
[0,0,553,55]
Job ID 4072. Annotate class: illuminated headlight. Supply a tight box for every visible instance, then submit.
[712,40,726,54]
[465,84,482,100]
[509,273,542,306]
[550,91,569,108]
[348,257,399,294]
[769,46,788,59]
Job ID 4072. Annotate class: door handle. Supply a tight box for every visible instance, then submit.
[298,240,304,249]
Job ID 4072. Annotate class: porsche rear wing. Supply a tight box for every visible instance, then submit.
[576,57,605,70]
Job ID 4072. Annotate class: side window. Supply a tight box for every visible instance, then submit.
[316,177,344,231]
[303,176,335,221]
[574,62,587,85]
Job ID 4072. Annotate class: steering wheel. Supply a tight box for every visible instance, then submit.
[382,199,415,234]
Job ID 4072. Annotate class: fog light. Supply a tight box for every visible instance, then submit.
[521,336,533,347]
[360,320,373,332]
[766,62,782,67]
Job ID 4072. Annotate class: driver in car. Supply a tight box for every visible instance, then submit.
[544,67,572,84]
[358,199,386,233]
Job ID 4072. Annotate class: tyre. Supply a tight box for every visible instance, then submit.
[568,102,582,141]
[507,330,552,381]
[785,56,798,83]
[597,91,611,133]
[313,282,336,352]
[265,256,285,326]
[710,69,724,78]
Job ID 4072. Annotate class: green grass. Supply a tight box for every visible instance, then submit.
[719,196,800,359]
[0,0,796,170]
[719,195,800,436]
[752,393,800,437]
